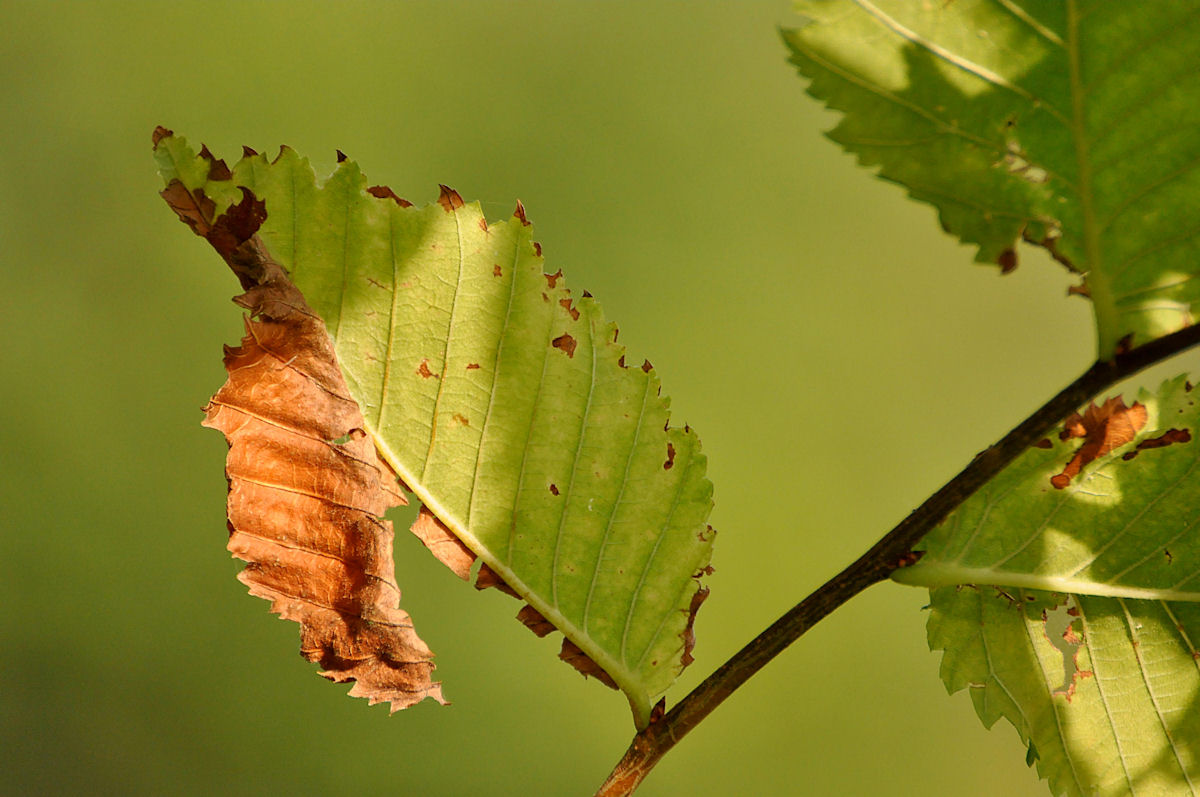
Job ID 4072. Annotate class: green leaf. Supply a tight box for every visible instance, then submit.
[158,133,714,729]
[929,586,1200,796]
[894,375,1200,793]
[783,1,1200,356]
[894,376,1200,599]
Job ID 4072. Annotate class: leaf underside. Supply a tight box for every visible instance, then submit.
[894,376,1200,794]
[155,129,714,728]
[785,0,1200,356]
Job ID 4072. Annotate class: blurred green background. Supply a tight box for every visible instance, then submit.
[4,2,1191,795]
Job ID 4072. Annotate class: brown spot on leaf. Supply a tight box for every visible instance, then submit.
[1051,397,1148,488]
[552,333,577,358]
[1034,438,1053,449]
[997,248,1017,274]
[151,125,173,147]
[618,355,626,368]
[453,413,470,426]
[417,359,436,379]
[641,359,653,374]
[366,277,386,289]
[664,443,676,470]
[493,264,502,278]
[1122,428,1191,460]
[559,639,618,690]
[549,483,560,496]
[336,149,348,163]
[513,200,530,226]
[582,290,592,298]
[533,242,542,257]
[437,184,464,212]
[559,297,580,321]
[466,363,481,370]
[367,185,413,208]
[517,605,555,637]
[411,507,475,580]
[478,217,488,232]
[1068,281,1090,298]
[545,269,562,289]
[1166,549,1175,564]
[242,145,258,158]
[170,183,444,711]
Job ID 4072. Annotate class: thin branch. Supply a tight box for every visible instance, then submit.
[595,325,1200,797]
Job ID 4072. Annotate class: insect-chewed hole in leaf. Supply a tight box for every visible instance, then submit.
[1042,598,1090,700]
[1050,397,1147,489]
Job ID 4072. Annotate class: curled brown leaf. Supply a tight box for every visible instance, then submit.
[160,162,444,711]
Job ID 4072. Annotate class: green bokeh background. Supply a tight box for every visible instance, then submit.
[4,2,1190,795]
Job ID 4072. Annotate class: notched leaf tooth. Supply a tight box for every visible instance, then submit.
[513,199,530,226]
[996,247,1017,274]
[437,184,464,212]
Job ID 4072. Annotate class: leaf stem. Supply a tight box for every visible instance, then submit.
[595,324,1200,797]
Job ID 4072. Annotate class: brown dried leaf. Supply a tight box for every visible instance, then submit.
[410,506,475,581]
[1051,397,1149,489]
[164,176,444,712]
